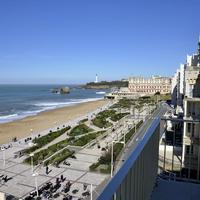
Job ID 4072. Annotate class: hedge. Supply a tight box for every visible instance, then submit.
[110,112,129,122]
[69,124,93,136]
[25,126,71,154]
[44,149,74,166]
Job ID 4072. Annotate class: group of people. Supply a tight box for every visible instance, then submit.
[25,174,73,199]
[1,143,12,150]
[24,172,92,200]
[0,174,10,183]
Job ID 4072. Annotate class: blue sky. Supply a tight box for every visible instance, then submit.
[0,0,200,84]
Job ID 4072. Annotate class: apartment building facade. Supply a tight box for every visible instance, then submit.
[172,36,200,179]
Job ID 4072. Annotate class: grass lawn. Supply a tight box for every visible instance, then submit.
[24,138,70,165]
[24,130,106,165]
[89,120,143,173]
[92,117,112,128]
[25,126,71,154]
[79,118,88,123]
[110,112,129,122]
[111,96,158,110]
[111,98,136,109]
[92,110,116,128]
[69,124,94,136]
[73,131,105,146]
[89,142,123,173]
[44,149,74,166]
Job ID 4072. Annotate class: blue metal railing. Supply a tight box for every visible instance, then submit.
[97,117,160,200]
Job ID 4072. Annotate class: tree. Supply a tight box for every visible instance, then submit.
[154,91,160,95]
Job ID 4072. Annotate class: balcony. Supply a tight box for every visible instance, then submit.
[183,136,191,145]
[185,112,200,120]
[191,137,200,145]
[96,118,160,200]
[151,178,200,200]
[183,154,199,169]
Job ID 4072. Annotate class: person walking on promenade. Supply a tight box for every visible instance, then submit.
[46,166,49,175]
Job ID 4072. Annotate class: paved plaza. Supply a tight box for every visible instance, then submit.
[0,145,109,199]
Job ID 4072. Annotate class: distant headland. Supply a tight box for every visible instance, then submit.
[83,80,128,89]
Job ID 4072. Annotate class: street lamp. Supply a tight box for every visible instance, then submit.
[1,147,5,168]
[134,121,137,133]
[119,130,126,148]
[30,153,34,173]
[54,121,57,131]
[147,104,152,119]
[32,172,39,197]
[111,140,125,177]
[90,184,93,200]
[30,128,33,139]
[123,123,128,148]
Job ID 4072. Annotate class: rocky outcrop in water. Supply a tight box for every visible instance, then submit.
[51,87,70,94]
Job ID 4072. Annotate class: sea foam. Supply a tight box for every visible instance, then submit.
[0,97,103,124]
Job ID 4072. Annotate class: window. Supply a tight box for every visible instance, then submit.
[186,145,190,154]
[187,123,191,133]
[186,145,193,155]
[191,145,194,154]
[192,123,195,137]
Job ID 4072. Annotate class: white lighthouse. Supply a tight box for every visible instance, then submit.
[95,74,98,83]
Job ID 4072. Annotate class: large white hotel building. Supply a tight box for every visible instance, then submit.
[128,75,171,94]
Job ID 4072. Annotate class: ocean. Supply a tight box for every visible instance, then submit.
[0,85,108,124]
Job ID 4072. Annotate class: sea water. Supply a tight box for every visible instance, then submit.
[0,85,108,124]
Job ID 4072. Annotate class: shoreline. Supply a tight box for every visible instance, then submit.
[0,99,109,145]
[0,97,104,124]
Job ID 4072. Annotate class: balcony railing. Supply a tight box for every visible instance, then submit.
[186,112,200,120]
[184,154,199,169]
[191,137,200,145]
[96,118,160,200]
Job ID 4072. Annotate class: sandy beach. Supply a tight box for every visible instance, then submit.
[0,99,108,145]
